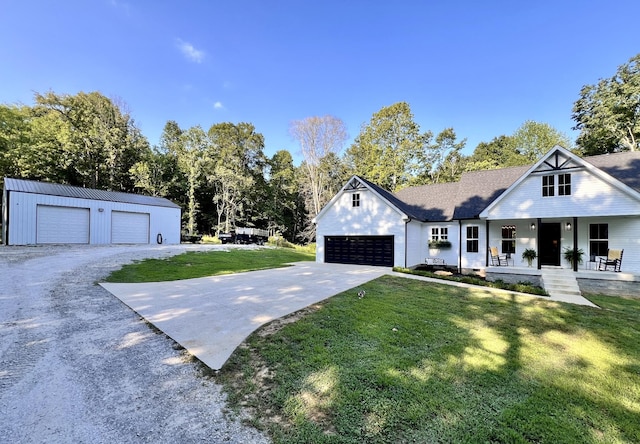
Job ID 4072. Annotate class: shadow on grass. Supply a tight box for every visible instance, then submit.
[219,276,640,443]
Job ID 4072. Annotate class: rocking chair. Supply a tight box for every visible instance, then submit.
[597,249,623,272]
[490,247,509,266]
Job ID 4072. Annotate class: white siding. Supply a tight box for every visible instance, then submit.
[405,221,423,267]
[487,170,640,220]
[6,191,180,245]
[488,219,547,268]
[316,188,407,267]
[419,222,460,268]
[460,221,487,270]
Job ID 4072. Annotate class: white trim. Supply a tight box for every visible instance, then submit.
[480,146,640,218]
[313,175,407,223]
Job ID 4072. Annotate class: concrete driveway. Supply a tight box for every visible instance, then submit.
[100,262,388,370]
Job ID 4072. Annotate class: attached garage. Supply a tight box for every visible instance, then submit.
[111,211,149,244]
[325,236,394,267]
[36,205,90,244]
[2,177,181,246]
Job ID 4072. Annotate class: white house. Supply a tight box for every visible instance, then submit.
[314,147,640,284]
[2,178,181,245]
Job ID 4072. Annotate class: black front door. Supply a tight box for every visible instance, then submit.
[539,223,561,266]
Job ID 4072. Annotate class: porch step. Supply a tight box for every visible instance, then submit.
[541,269,582,298]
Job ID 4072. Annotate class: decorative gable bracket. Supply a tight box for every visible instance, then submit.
[345,177,367,191]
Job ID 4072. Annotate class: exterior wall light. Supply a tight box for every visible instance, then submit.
[565,222,572,231]
[530,222,536,231]
[98,208,104,212]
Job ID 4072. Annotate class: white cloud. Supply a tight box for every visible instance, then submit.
[213,101,224,109]
[176,38,205,63]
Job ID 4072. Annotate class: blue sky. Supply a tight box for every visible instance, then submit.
[1,1,639,163]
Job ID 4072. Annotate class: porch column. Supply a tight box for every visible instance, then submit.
[537,217,542,270]
[573,216,578,272]
[485,219,490,267]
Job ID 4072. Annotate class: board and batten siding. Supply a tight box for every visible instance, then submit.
[316,188,407,267]
[6,190,180,245]
[486,170,640,220]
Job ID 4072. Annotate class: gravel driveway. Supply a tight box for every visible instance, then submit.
[0,244,269,444]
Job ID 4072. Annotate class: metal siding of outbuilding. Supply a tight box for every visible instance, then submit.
[5,190,181,245]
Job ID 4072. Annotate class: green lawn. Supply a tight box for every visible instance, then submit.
[218,276,640,444]
[104,247,315,282]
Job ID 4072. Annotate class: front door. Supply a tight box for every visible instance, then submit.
[539,223,561,266]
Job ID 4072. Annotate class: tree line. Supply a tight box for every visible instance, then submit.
[1,54,638,243]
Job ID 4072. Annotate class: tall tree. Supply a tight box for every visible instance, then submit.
[464,135,525,171]
[511,120,572,162]
[417,128,466,184]
[289,115,348,218]
[33,91,149,190]
[267,150,302,240]
[177,125,207,236]
[345,102,431,191]
[206,122,266,234]
[572,53,640,154]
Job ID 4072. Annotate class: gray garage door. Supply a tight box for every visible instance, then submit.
[111,211,150,244]
[325,236,394,267]
[36,205,90,244]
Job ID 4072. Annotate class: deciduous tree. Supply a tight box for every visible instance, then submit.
[33,91,149,190]
[290,115,348,218]
[572,53,640,154]
[345,102,431,191]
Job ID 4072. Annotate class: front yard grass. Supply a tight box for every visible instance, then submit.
[104,247,315,282]
[218,276,640,443]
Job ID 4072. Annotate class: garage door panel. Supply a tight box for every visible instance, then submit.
[111,211,150,244]
[36,205,90,244]
[325,236,393,267]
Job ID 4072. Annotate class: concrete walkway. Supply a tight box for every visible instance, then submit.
[100,262,387,370]
[389,271,599,307]
[101,263,598,371]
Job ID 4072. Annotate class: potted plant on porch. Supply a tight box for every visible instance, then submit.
[563,247,584,268]
[522,248,537,267]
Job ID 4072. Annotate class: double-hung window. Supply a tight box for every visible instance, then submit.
[501,225,516,254]
[589,223,608,257]
[466,226,479,253]
[352,193,360,207]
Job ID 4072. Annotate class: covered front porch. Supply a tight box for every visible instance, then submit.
[485,216,637,274]
[485,265,640,298]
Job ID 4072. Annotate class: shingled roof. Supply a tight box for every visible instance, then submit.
[3,177,180,209]
[583,151,640,193]
[373,150,640,223]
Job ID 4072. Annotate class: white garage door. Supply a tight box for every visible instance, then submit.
[36,205,90,244]
[111,211,150,244]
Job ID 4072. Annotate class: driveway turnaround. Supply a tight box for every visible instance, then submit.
[101,262,388,370]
